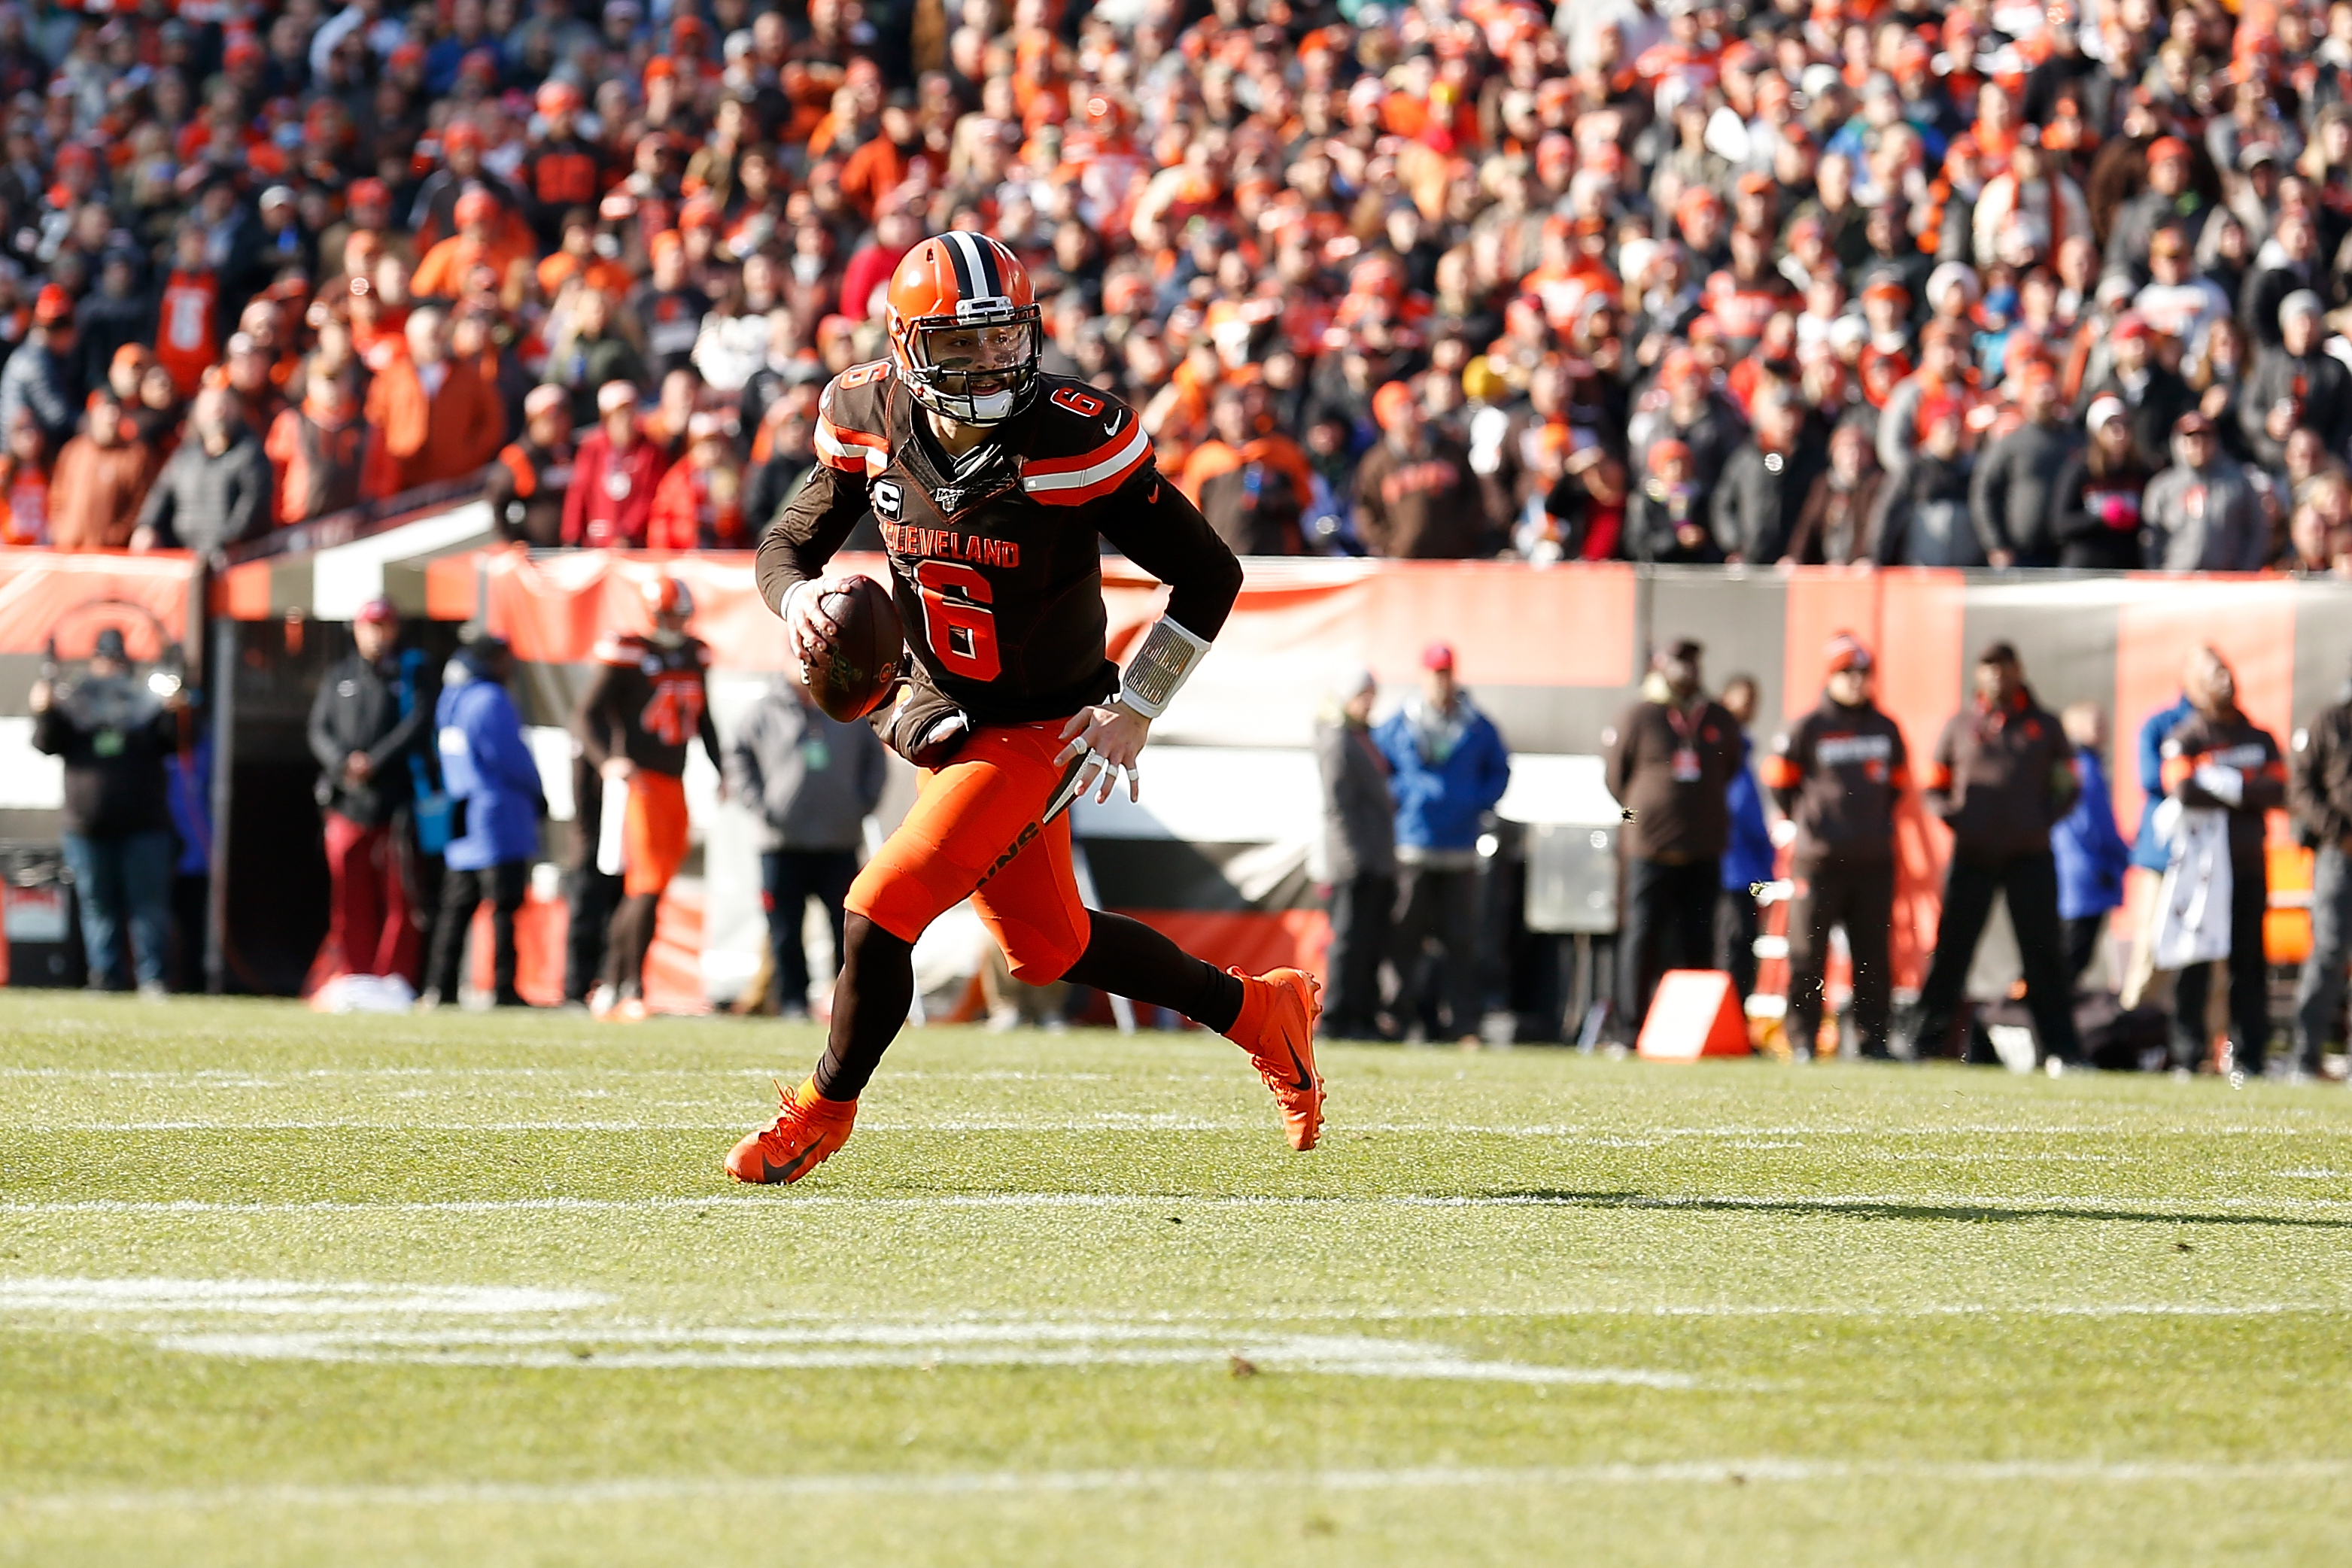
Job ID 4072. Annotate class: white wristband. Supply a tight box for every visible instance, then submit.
[1116,615,1214,719]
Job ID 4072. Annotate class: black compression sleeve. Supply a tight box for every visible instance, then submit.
[813,915,914,1102]
[1093,467,1245,640]
[1059,910,1244,1034]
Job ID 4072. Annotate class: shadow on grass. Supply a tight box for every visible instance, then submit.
[1472,1191,2352,1229]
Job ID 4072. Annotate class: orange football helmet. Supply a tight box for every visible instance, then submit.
[642,576,694,623]
[884,232,1041,426]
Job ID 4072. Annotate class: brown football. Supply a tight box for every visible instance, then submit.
[808,576,904,722]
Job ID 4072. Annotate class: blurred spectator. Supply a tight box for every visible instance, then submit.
[2077,315,2197,473]
[29,628,187,998]
[2144,413,2268,573]
[265,366,366,527]
[2053,400,2156,571]
[649,413,747,550]
[2053,703,2131,987]
[1873,400,1986,567]
[1355,382,1491,560]
[0,287,81,449]
[564,381,664,547]
[1971,364,2080,568]
[1786,426,1886,566]
[0,416,51,546]
[1314,667,1395,1044]
[1187,385,1314,558]
[543,286,649,429]
[421,628,544,1011]
[1910,644,2083,1066]
[1627,439,1721,564]
[2159,649,2286,1074]
[2241,293,2351,472]
[1375,643,1509,1044]
[1606,640,1743,1038]
[132,390,273,562]
[1766,636,1907,1061]
[49,393,160,552]
[308,598,433,985]
[1712,396,1823,566]
[2291,658,2352,1075]
[725,670,886,1021]
[361,307,505,501]
[488,387,576,548]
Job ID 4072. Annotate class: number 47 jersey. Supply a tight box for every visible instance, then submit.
[755,362,1243,732]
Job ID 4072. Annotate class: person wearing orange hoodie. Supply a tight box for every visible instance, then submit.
[265,362,366,525]
[410,188,536,304]
[49,391,162,551]
[646,412,746,549]
[360,306,506,500]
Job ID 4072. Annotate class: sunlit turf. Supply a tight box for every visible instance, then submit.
[3,992,2351,1565]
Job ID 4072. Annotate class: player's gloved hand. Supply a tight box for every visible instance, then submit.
[786,573,865,673]
[1056,700,1151,804]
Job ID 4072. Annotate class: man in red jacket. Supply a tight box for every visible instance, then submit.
[562,381,664,547]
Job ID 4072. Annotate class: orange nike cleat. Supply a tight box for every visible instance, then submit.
[1223,967,1325,1150]
[725,1078,858,1185]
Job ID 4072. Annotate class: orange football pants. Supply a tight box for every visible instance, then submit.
[849,722,1089,982]
[624,770,691,897]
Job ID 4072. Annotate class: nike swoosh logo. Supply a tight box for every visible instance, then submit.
[761,1143,827,1184]
[1286,1045,1314,1094]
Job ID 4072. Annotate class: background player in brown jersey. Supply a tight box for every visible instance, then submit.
[731,232,1325,1184]
[572,575,722,1022]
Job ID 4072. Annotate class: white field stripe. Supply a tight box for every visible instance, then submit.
[7,1114,2342,1140]
[8,1192,2352,1217]
[2,1279,2335,1324]
[144,1324,1697,1388]
[0,1278,604,1314]
[13,1460,2352,1514]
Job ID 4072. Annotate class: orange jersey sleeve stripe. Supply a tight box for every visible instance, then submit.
[2160,755,2196,792]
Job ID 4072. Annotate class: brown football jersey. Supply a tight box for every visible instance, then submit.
[756,361,1242,728]
[573,631,721,779]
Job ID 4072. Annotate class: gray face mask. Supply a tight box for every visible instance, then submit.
[650,628,686,649]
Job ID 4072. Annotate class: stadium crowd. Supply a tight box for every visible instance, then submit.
[0,0,2349,570]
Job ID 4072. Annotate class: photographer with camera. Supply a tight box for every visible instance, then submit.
[30,628,190,997]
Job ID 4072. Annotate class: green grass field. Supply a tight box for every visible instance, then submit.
[5,992,2352,1565]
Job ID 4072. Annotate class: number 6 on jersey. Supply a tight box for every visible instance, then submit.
[913,561,1001,682]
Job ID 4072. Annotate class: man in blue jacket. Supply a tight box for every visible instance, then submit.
[2053,702,2132,987]
[1374,643,1512,1043]
[421,628,547,1009]
[1715,674,1774,1004]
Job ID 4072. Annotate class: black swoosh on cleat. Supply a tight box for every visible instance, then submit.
[761,1144,828,1184]
[1285,1045,1315,1093]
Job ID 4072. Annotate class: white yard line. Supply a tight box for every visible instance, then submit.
[7,1190,2350,1217]
[11,1460,2352,1515]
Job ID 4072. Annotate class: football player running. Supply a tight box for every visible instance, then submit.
[727,232,1323,1184]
